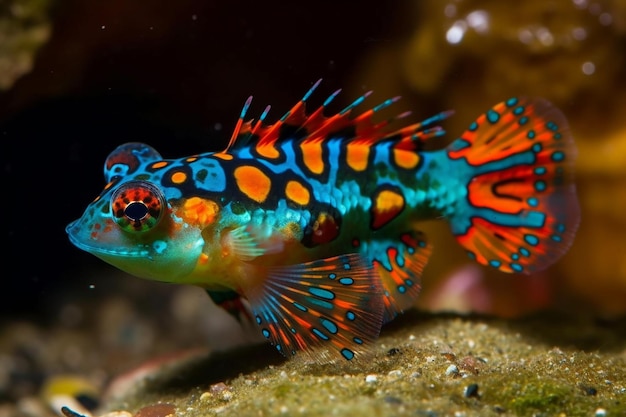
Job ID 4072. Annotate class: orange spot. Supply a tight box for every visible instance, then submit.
[285,180,310,206]
[234,166,271,203]
[213,152,233,161]
[181,197,219,228]
[393,148,420,170]
[151,161,168,169]
[171,171,187,184]
[197,253,209,265]
[256,143,280,159]
[372,189,405,229]
[300,142,324,175]
[186,156,198,162]
[346,142,369,171]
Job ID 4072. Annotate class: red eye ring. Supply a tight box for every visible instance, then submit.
[110,181,165,232]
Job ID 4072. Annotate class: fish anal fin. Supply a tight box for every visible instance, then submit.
[367,231,432,322]
[242,254,385,362]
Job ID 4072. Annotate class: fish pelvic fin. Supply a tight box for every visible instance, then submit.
[446,97,580,274]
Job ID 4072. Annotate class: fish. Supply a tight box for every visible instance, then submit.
[66,80,580,361]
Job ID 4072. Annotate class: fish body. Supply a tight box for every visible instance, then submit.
[66,80,579,361]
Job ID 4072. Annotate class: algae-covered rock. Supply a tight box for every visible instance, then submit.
[95,312,626,417]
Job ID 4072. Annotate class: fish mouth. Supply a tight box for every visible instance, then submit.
[65,219,150,258]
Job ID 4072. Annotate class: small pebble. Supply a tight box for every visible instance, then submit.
[463,383,479,398]
[387,347,401,356]
[365,374,378,383]
[445,365,459,376]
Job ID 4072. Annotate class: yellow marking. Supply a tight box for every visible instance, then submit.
[376,190,405,212]
[171,171,187,184]
[234,165,271,203]
[256,143,280,159]
[285,180,310,205]
[393,148,420,170]
[346,142,370,171]
[186,156,198,162]
[181,197,220,228]
[300,142,324,175]
[151,161,168,169]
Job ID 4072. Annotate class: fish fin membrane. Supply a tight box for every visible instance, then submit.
[243,254,385,362]
[367,231,431,322]
[447,97,580,274]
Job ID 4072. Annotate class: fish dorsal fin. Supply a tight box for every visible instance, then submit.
[222,80,453,156]
[242,253,385,362]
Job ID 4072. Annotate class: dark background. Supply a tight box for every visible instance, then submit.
[1,0,416,319]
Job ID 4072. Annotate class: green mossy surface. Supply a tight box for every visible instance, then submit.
[101,311,626,417]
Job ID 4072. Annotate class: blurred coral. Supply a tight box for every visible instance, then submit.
[352,0,626,317]
[0,0,52,90]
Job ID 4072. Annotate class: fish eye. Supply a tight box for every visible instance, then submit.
[110,181,165,232]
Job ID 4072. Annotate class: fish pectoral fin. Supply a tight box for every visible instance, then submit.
[241,253,385,362]
[224,225,284,261]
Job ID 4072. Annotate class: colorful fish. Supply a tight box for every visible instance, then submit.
[66,80,579,361]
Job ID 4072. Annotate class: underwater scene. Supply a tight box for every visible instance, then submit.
[1,0,625,416]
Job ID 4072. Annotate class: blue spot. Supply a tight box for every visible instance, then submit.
[152,240,167,254]
[506,97,519,107]
[308,298,334,310]
[524,234,539,246]
[551,151,565,162]
[339,277,354,285]
[450,139,471,151]
[511,253,520,261]
[276,344,282,351]
[518,116,529,125]
[468,122,478,132]
[510,263,523,272]
[293,302,308,312]
[407,247,415,254]
[312,328,329,341]
[535,180,546,192]
[556,223,566,233]
[343,263,351,270]
[489,260,502,268]
[553,133,562,140]
[321,318,338,334]
[396,253,405,267]
[398,285,407,294]
[353,337,363,345]
[418,240,426,248]
[255,315,262,324]
[290,328,296,334]
[527,130,536,139]
[527,197,539,207]
[262,329,270,339]
[532,143,542,152]
[405,279,414,287]
[309,287,335,300]
[329,273,337,279]
[487,109,500,123]
[513,105,525,115]
[546,121,559,131]
[341,348,355,360]
[551,234,562,242]
[534,167,547,175]
[520,247,531,257]
[467,251,476,260]
[346,311,356,321]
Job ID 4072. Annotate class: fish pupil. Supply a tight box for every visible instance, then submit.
[125,201,149,221]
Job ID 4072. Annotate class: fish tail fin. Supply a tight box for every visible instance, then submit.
[446,97,580,274]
